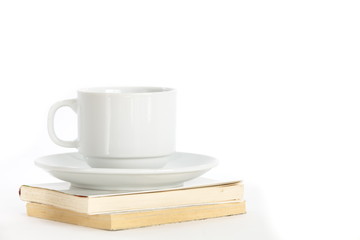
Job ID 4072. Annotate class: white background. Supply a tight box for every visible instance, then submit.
[1,0,360,239]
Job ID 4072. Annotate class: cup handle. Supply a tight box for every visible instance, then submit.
[47,99,79,148]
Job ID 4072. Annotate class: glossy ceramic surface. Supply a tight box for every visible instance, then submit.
[47,87,176,168]
[35,152,218,190]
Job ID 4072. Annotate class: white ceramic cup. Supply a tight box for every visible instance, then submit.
[48,87,176,169]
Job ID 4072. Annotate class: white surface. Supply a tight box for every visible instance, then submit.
[48,87,176,168]
[1,0,360,239]
[35,152,218,190]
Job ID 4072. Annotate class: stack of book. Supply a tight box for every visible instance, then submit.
[19,178,245,230]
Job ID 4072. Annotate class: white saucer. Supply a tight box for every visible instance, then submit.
[35,152,218,190]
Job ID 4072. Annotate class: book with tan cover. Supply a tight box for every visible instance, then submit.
[20,178,243,214]
[27,201,246,230]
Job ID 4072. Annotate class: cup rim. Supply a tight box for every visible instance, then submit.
[78,86,175,95]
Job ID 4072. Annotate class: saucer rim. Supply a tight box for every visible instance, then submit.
[34,152,218,175]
